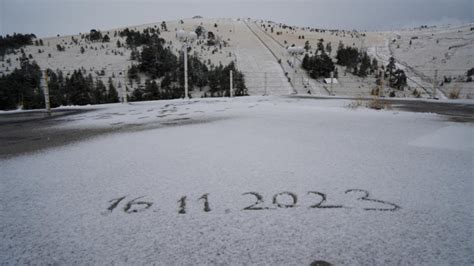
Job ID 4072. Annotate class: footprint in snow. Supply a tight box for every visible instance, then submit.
[171,117,191,121]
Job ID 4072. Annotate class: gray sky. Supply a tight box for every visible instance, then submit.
[1,0,473,37]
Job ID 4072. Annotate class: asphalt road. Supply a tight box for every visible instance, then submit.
[0,109,111,159]
[292,96,474,122]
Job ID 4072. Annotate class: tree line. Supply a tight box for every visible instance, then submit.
[0,55,43,110]
[301,39,408,92]
[0,27,248,110]
[118,27,161,47]
[0,54,120,110]
[127,31,247,101]
[0,33,36,57]
[84,29,110,43]
[335,42,378,77]
[45,70,119,107]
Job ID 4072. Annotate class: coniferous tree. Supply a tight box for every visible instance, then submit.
[302,52,335,79]
[0,33,36,57]
[130,87,144,101]
[46,69,65,107]
[161,21,168,31]
[302,54,310,70]
[161,74,172,90]
[326,42,332,55]
[143,79,160,100]
[0,56,42,109]
[87,29,103,42]
[65,70,91,105]
[304,41,311,52]
[92,79,107,104]
[195,26,204,38]
[107,77,119,103]
[317,39,325,53]
[336,45,359,69]
[386,57,396,77]
[358,52,371,77]
[102,34,110,42]
[371,58,378,74]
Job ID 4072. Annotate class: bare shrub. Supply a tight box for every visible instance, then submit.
[346,97,364,109]
[366,97,391,110]
[448,87,460,99]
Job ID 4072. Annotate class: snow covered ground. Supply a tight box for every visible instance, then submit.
[1,96,473,265]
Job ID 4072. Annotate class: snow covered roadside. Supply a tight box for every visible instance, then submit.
[0,96,473,265]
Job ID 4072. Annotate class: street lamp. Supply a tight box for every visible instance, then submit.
[176,30,197,99]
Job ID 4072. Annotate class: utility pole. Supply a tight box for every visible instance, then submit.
[432,69,438,99]
[42,70,51,116]
[184,45,189,99]
[122,69,128,104]
[330,71,334,95]
[264,72,267,96]
[292,55,296,94]
[302,76,307,94]
[230,70,233,97]
[380,69,385,97]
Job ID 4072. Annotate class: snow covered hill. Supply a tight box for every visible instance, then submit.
[1,18,472,99]
[388,24,474,99]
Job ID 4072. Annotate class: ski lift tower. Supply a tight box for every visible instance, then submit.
[176,30,197,99]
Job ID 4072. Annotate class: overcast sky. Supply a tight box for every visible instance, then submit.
[1,0,473,37]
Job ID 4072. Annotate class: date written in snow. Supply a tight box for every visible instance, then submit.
[103,189,400,215]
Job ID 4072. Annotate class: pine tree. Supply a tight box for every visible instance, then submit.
[66,70,91,105]
[161,21,168,31]
[326,42,332,55]
[92,78,107,104]
[131,87,144,101]
[371,58,378,74]
[161,74,172,89]
[302,54,310,70]
[195,26,204,38]
[304,41,311,52]
[143,79,160,100]
[358,52,371,77]
[387,57,396,75]
[317,39,325,53]
[107,77,119,103]
[46,69,65,107]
